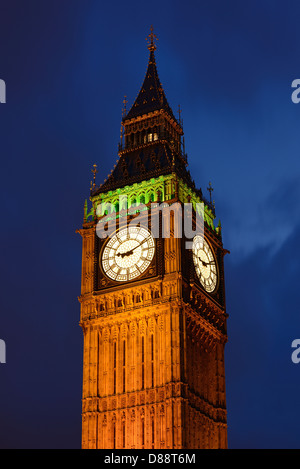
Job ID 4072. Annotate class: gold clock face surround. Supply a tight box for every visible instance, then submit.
[101,226,155,282]
[192,235,218,293]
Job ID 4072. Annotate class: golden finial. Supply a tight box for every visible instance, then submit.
[178,104,182,126]
[146,25,158,52]
[91,164,98,190]
[207,181,214,205]
[122,95,127,118]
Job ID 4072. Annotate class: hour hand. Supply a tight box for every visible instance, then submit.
[116,251,127,258]
[116,250,133,258]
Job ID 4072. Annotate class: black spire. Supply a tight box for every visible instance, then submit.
[123,28,177,123]
[92,28,198,200]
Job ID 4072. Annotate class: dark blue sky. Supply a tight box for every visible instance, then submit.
[1,0,300,448]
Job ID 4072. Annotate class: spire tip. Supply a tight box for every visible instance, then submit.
[146,25,158,52]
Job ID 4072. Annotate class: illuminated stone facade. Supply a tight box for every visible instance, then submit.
[78,32,228,449]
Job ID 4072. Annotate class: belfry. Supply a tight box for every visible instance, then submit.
[78,28,228,449]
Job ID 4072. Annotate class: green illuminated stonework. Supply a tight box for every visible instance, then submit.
[86,173,218,233]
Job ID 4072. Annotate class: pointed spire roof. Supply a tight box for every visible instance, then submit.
[123,27,178,123]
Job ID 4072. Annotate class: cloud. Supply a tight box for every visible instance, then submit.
[225,223,300,448]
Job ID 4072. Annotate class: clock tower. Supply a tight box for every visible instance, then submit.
[78,29,228,449]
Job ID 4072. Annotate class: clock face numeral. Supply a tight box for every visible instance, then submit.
[101,227,155,282]
[192,236,218,293]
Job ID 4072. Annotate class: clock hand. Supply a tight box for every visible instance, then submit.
[198,257,215,267]
[129,236,152,252]
[116,250,132,258]
[116,236,152,258]
[116,245,139,258]
[203,260,215,266]
[118,237,152,257]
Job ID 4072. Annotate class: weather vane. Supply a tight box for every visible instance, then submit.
[91,163,98,191]
[122,95,127,118]
[207,181,214,205]
[178,104,182,126]
[146,25,158,51]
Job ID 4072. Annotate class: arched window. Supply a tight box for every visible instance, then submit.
[141,417,145,448]
[160,406,165,446]
[122,340,126,393]
[151,334,154,388]
[122,413,126,448]
[151,416,155,449]
[113,421,116,449]
[113,341,117,394]
[141,336,145,390]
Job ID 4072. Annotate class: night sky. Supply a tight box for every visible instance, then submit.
[1,0,300,449]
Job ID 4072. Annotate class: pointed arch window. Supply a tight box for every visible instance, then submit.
[151,334,154,388]
[141,417,145,448]
[122,340,126,393]
[113,421,116,449]
[113,341,117,394]
[122,413,126,449]
[151,416,155,449]
[141,336,145,390]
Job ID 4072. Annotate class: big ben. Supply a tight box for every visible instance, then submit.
[78,28,228,450]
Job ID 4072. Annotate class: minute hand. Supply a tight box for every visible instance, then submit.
[198,257,215,267]
[129,236,152,253]
[117,236,152,258]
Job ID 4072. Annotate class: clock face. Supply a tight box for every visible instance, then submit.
[192,236,218,293]
[101,226,155,282]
